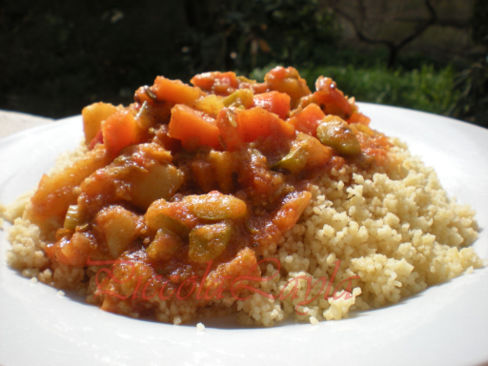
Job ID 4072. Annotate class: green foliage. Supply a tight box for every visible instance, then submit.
[0,0,485,128]
[252,64,460,117]
[452,0,488,128]
[472,0,488,46]
[452,57,488,128]
[181,0,338,73]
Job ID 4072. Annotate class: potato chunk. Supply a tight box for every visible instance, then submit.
[28,145,109,231]
[129,163,184,210]
[82,102,118,144]
[95,205,140,258]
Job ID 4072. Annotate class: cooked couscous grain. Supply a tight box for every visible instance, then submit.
[2,139,482,325]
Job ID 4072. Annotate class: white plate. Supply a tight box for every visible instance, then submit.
[1,104,487,366]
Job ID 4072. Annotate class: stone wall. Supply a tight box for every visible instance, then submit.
[324,0,482,65]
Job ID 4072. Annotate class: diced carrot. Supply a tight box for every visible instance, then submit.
[253,91,291,119]
[168,104,221,150]
[190,71,238,95]
[273,191,312,233]
[236,107,294,143]
[152,76,202,105]
[216,109,243,151]
[102,110,140,157]
[348,112,371,125]
[288,103,325,136]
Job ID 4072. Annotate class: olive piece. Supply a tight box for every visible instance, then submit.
[316,117,361,156]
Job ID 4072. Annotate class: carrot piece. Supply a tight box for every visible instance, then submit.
[168,104,221,149]
[273,191,312,233]
[253,91,291,119]
[152,76,202,105]
[216,109,243,151]
[288,103,325,136]
[236,107,294,143]
[102,110,140,157]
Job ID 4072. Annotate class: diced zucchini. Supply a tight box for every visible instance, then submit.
[274,133,332,173]
[316,117,361,156]
[186,191,247,220]
[145,199,192,238]
[188,222,232,263]
[64,204,81,230]
[146,228,183,262]
[223,89,254,109]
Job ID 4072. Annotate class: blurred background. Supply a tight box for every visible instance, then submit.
[1,0,487,127]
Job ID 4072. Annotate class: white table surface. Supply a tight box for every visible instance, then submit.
[0,110,53,138]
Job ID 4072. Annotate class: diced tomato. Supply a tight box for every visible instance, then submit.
[251,82,268,94]
[102,110,140,157]
[313,76,353,118]
[264,66,311,108]
[152,76,202,105]
[88,129,103,150]
[253,91,291,119]
[236,107,295,143]
[168,104,221,150]
[190,71,239,95]
[266,66,289,80]
[348,112,371,125]
[288,103,325,136]
[216,109,243,151]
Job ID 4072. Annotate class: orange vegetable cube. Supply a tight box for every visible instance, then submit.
[236,107,294,143]
[168,104,221,149]
[253,91,291,119]
[152,76,202,105]
[102,110,140,157]
[216,109,243,151]
[288,103,325,136]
